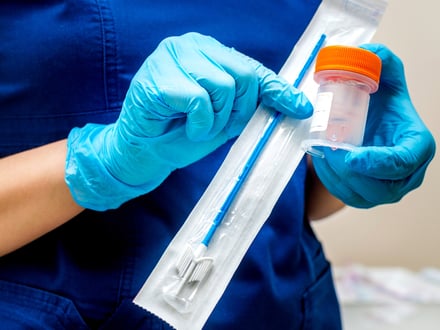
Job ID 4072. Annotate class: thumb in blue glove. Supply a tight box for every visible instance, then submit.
[312,44,436,208]
[65,32,312,211]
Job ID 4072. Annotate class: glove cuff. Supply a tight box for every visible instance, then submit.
[65,124,156,211]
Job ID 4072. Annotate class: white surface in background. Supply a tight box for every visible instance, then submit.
[335,265,440,330]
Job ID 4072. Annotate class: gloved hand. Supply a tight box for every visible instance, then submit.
[313,44,435,208]
[312,44,436,208]
[65,32,312,211]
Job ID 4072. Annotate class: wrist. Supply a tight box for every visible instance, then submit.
[65,124,155,211]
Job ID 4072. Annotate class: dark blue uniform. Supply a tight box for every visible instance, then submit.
[0,1,341,329]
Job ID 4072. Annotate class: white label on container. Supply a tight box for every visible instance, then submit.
[310,92,333,132]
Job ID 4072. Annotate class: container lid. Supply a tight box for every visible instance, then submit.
[315,45,382,83]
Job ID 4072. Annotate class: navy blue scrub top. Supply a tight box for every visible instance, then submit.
[0,1,342,329]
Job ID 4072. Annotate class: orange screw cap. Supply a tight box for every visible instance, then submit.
[315,45,382,84]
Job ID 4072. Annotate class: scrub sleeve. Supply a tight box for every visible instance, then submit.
[0,1,342,329]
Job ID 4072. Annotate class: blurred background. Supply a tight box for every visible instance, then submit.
[312,0,440,271]
[311,1,440,328]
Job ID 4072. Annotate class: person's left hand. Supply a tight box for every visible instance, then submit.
[312,44,436,208]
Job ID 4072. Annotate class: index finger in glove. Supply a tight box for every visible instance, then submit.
[315,148,413,208]
[187,33,313,120]
[346,129,435,181]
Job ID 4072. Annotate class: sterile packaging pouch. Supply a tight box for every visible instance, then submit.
[134,0,388,329]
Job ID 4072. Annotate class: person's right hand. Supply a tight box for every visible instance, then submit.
[65,32,312,211]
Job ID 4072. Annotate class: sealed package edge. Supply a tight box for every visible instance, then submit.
[133,0,388,329]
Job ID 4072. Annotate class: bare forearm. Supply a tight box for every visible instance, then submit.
[306,155,345,220]
[0,140,84,256]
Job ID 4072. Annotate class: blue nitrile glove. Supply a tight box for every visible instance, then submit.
[65,32,312,211]
[312,44,436,208]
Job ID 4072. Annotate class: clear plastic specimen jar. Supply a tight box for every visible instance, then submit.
[302,45,382,157]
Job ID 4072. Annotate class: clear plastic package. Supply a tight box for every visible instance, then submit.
[133,1,388,329]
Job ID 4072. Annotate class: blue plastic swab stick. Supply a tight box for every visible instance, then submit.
[201,34,327,247]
